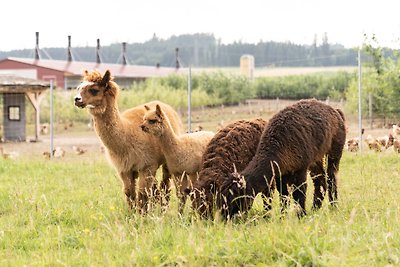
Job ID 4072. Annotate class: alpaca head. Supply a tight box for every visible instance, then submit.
[141,104,166,137]
[188,182,217,219]
[217,172,254,219]
[74,69,118,115]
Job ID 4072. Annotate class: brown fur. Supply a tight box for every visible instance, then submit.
[219,99,346,219]
[141,104,215,214]
[346,138,359,152]
[74,70,183,213]
[386,133,400,152]
[189,119,268,218]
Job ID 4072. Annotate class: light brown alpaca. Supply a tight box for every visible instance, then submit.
[74,70,183,213]
[141,104,215,214]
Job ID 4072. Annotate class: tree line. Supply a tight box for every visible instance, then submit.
[0,33,379,67]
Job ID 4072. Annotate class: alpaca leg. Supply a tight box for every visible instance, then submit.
[160,164,172,209]
[173,175,186,214]
[137,170,157,214]
[261,178,274,212]
[176,173,191,215]
[291,169,308,217]
[121,170,138,210]
[309,161,327,210]
[327,140,345,206]
[178,194,187,215]
[327,159,339,206]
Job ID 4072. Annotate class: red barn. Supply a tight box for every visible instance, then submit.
[0,57,182,90]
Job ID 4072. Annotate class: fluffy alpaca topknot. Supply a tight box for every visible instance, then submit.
[82,69,118,99]
[83,69,113,83]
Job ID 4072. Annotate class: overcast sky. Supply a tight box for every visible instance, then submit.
[1,0,399,51]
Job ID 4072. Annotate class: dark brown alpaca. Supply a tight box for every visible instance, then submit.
[218,99,346,219]
[189,119,269,218]
[74,70,183,213]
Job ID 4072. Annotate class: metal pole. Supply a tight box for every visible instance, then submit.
[50,80,54,159]
[369,93,372,129]
[358,48,363,152]
[187,66,192,133]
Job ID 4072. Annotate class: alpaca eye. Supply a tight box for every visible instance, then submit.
[148,119,157,124]
[88,88,99,96]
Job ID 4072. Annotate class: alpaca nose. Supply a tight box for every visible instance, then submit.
[74,95,82,102]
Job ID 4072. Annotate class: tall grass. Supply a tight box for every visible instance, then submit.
[1,152,399,266]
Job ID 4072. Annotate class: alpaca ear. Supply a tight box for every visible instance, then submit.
[155,104,163,118]
[144,105,150,111]
[101,70,111,88]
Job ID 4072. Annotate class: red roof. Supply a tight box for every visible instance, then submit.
[1,57,184,78]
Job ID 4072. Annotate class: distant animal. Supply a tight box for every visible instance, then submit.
[42,151,51,159]
[53,146,66,158]
[365,135,383,152]
[218,99,346,219]
[0,146,18,160]
[40,123,49,135]
[74,69,184,213]
[386,133,400,153]
[72,145,87,155]
[346,138,359,152]
[141,104,214,214]
[42,147,66,159]
[194,125,203,132]
[189,119,268,218]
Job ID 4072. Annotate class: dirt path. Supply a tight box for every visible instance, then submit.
[1,132,102,160]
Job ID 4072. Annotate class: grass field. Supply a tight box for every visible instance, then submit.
[1,100,399,266]
[1,152,399,266]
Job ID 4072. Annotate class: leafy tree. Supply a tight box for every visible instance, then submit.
[345,35,400,123]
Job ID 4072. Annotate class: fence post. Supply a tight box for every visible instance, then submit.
[358,48,363,152]
[50,80,54,159]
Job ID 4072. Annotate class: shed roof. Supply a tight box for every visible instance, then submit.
[0,57,182,78]
[0,74,50,93]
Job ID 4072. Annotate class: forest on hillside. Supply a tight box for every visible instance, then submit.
[1,33,393,68]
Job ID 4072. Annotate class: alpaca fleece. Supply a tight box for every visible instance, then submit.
[190,119,268,218]
[74,70,183,213]
[141,104,215,214]
[218,99,346,218]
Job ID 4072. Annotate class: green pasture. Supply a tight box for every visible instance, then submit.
[0,151,399,266]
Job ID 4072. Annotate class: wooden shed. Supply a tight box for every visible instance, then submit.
[0,75,49,142]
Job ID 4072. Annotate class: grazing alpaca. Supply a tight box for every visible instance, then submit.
[189,119,268,218]
[218,99,346,219]
[74,70,183,212]
[141,104,215,214]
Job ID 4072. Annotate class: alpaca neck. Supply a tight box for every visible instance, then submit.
[242,155,276,196]
[158,117,180,155]
[92,100,127,152]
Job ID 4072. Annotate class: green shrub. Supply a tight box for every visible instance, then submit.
[255,72,355,100]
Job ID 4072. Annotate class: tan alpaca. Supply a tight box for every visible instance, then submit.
[74,70,183,213]
[141,104,215,214]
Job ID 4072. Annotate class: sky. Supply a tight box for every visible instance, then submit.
[1,0,399,52]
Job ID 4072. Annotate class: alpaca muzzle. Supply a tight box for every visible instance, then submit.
[74,94,86,108]
[74,99,86,108]
[141,125,149,132]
